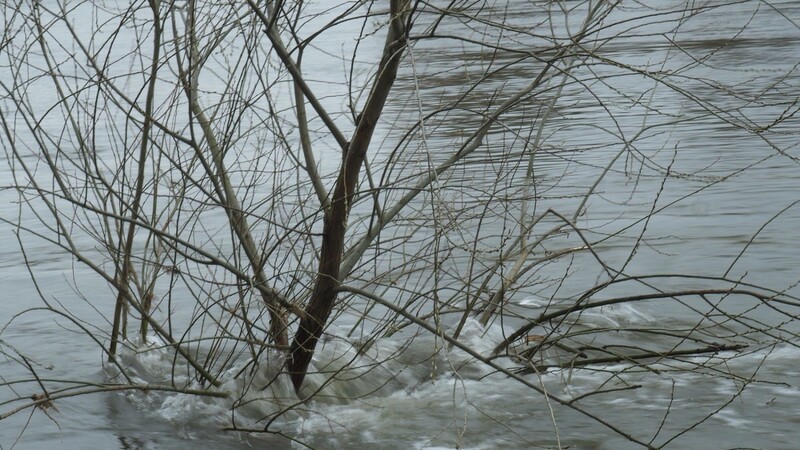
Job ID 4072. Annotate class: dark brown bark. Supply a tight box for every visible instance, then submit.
[287,0,411,393]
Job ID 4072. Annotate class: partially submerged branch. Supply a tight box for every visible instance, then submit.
[288,0,413,393]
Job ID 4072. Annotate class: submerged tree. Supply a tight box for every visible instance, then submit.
[2,0,799,448]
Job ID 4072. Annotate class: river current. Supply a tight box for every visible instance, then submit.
[2,1,799,449]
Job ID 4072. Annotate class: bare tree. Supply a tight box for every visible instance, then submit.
[2,0,799,448]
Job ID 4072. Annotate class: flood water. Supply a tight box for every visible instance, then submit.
[2,1,800,449]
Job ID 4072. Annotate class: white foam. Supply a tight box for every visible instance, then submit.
[517,295,552,307]
[578,303,653,328]
[713,409,751,427]
[109,314,788,449]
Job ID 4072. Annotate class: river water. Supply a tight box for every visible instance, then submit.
[2,1,800,449]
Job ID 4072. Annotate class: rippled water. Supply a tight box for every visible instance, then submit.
[2,1,800,449]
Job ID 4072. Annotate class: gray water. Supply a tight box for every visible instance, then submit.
[2,1,800,449]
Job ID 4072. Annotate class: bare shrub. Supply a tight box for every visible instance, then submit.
[2,1,798,448]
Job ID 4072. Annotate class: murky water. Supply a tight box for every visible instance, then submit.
[2,1,799,449]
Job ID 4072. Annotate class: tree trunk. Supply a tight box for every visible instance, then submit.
[287,0,411,393]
